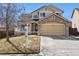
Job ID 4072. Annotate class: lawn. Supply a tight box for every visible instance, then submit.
[0,35,40,54]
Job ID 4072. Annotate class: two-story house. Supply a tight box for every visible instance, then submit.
[0,20,14,38]
[17,5,71,36]
[72,8,79,32]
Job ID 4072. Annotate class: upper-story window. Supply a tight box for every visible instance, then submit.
[40,12,46,17]
[56,13,62,16]
[33,15,39,19]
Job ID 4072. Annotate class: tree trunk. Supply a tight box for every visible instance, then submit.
[6,23,9,41]
[5,4,26,53]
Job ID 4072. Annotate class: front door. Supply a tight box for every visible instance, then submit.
[31,23,38,35]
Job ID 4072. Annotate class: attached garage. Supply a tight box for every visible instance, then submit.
[38,13,71,36]
[39,22,65,36]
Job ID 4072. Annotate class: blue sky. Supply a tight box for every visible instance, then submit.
[20,3,79,21]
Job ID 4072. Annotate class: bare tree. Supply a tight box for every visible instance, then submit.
[0,3,25,53]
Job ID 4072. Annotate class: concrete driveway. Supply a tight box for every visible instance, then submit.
[28,36,79,56]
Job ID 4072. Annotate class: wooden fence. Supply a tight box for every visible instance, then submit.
[0,31,14,38]
[69,27,79,36]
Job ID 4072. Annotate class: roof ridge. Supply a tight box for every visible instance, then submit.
[31,5,64,13]
[47,5,64,13]
[71,8,79,18]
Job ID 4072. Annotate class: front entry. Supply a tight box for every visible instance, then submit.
[31,23,38,35]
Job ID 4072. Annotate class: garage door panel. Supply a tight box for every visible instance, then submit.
[39,23,65,35]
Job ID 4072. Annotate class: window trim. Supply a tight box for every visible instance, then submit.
[39,12,46,18]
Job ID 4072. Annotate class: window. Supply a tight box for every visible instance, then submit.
[33,15,39,18]
[31,23,38,31]
[56,13,62,16]
[40,12,46,17]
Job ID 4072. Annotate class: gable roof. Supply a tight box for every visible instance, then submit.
[31,5,64,13]
[71,8,79,18]
[39,13,71,24]
[19,5,71,25]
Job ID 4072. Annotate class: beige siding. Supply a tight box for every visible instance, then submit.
[72,10,79,32]
[39,22,65,35]
[32,7,46,16]
[32,6,63,18]
[47,6,63,13]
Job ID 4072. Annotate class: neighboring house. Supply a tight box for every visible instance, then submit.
[0,20,15,38]
[17,5,71,36]
[72,8,79,32]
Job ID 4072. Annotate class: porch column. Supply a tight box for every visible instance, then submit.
[65,24,69,36]
[37,24,40,35]
[29,23,31,34]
